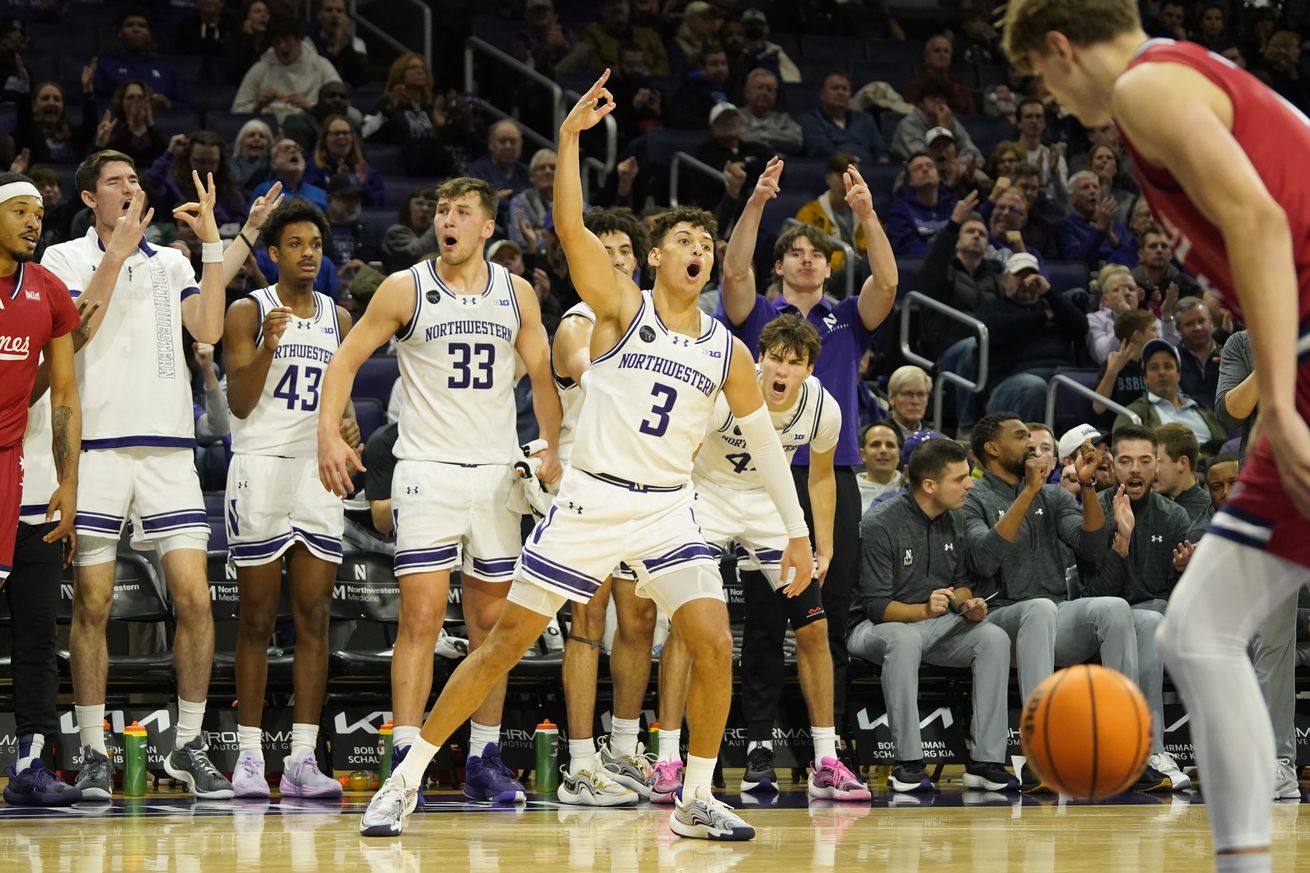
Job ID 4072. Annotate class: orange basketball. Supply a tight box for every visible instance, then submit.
[1020,664,1152,800]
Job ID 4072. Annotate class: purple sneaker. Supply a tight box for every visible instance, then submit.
[233,751,270,799]
[4,761,82,806]
[463,743,526,802]
[650,760,683,805]
[280,753,343,799]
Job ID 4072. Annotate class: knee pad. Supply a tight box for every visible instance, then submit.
[154,530,209,556]
[74,536,118,567]
[507,578,568,618]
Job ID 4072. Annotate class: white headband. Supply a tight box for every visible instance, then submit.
[0,181,42,206]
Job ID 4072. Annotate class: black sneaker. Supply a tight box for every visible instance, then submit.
[888,761,936,794]
[1020,766,1053,794]
[963,761,1019,792]
[163,736,234,799]
[1131,764,1170,793]
[740,746,777,794]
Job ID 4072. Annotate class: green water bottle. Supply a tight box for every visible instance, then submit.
[123,721,148,796]
[379,721,393,781]
[534,719,559,792]
[648,720,660,757]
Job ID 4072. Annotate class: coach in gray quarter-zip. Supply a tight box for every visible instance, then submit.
[850,438,1018,794]
[962,413,1137,713]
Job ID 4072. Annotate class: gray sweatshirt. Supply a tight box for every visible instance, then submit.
[963,470,1110,606]
[1080,489,1190,604]
[1214,328,1253,459]
[1169,480,1213,543]
[855,493,968,629]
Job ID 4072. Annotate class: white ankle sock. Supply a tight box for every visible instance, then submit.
[290,723,318,761]
[1216,854,1272,873]
[16,734,44,772]
[811,726,837,763]
[393,725,420,751]
[468,721,499,759]
[237,725,263,759]
[609,717,640,758]
[658,729,681,763]
[682,755,716,798]
[175,698,206,746]
[393,736,438,789]
[568,738,596,775]
[75,705,107,755]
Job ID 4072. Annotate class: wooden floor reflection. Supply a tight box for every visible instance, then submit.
[0,787,1304,872]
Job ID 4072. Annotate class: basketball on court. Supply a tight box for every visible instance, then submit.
[1020,665,1152,800]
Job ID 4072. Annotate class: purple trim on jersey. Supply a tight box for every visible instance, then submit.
[394,544,459,572]
[583,470,686,493]
[1205,525,1266,551]
[231,534,294,561]
[9,263,23,299]
[810,386,825,442]
[716,294,874,466]
[180,286,200,301]
[19,503,49,517]
[519,549,602,597]
[433,258,495,299]
[640,542,717,574]
[293,527,343,556]
[139,510,207,533]
[470,556,517,577]
[1299,316,1310,364]
[502,264,522,330]
[74,510,124,534]
[591,296,648,366]
[67,289,82,298]
[396,266,423,341]
[82,436,197,449]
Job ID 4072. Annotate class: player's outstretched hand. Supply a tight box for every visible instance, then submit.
[532,445,562,486]
[173,170,220,243]
[747,155,783,207]
[105,189,154,261]
[843,164,877,222]
[261,306,294,351]
[43,481,77,566]
[561,70,615,136]
[318,429,365,497]
[779,535,815,598]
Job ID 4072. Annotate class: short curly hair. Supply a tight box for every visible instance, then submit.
[584,206,649,259]
[260,197,331,251]
[649,205,717,248]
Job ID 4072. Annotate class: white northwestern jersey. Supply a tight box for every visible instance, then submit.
[41,229,198,448]
[695,372,841,490]
[394,259,521,464]
[570,292,734,488]
[553,301,595,466]
[231,286,341,458]
[19,384,58,524]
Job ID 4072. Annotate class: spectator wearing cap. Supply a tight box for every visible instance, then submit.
[902,34,976,116]
[885,152,957,258]
[928,126,990,201]
[976,252,1086,422]
[1114,339,1227,452]
[1058,170,1136,269]
[885,365,932,442]
[795,152,869,274]
[1170,296,1223,408]
[669,41,732,129]
[891,84,982,163]
[801,71,890,165]
[1056,424,1114,494]
[857,422,903,513]
[251,137,329,212]
[683,102,769,212]
[673,1,725,74]
[738,9,800,84]
[509,148,557,252]
[739,68,803,156]
[1154,423,1214,542]
[307,0,369,87]
[304,114,384,207]
[232,15,342,120]
[324,173,382,265]
[94,7,187,109]
[571,0,670,77]
[467,119,532,226]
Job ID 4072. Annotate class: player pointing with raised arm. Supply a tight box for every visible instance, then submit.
[348,72,814,841]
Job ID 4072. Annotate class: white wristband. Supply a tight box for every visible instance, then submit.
[201,241,224,263]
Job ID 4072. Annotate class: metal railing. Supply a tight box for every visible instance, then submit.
[1044,374,1141,429]
[899,291,990,432]
[350,0,432,70]
[668,150,725,208]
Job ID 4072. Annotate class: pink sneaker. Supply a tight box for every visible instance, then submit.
[650,760,683,805]
[280,753,343,799]
[807,757,871,802]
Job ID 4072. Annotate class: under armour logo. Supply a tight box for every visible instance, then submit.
[997,509,1005,519]
[1033,508,1044,516]
[903,549,913,566]
[458,296,477,306]
[237,480,249,489]
[295,320,312,330]
[405,485,420,494]
[943,543,954,552]
[566,501,584,515]
[1151,535,1163,542]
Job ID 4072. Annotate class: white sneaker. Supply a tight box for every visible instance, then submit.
[360,778,419,837]
[557,766,639,807]
[670,785,756,841]
[1148,752,1191,792]
[232,751,269,799]
[598,737,655,798]
[1274,758,1301,800]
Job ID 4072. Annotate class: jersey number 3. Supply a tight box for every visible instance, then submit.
[449,342,495,389]
[639,383,678,437]
[272,365,322,411]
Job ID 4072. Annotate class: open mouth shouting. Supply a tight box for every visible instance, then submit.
[1124,476,1147,498]
[684,259,703,282]
[765,377,788,404]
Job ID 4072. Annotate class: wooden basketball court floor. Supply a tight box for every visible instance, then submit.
[0,772,1305,872]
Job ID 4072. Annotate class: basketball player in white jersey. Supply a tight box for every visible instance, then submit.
[344,73,814,841]
[553,208,659,806]
[655,314,870,802]
[316,176,563,803]
[222,199,357,798]
[39,151,250,799]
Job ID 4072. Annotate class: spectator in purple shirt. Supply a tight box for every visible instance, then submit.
[93,7,186,109]
[466,119,531,228]
[717,157,898,748]
[1058,170,1136,269]
[885,152,956,258]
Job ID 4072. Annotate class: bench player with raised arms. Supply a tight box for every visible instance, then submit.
[553,207,660,807]
[658,313,870,802]
[1002,3,1310,870]
[222,198,358,799]
[340,73,814,841]
[316,175,563,804]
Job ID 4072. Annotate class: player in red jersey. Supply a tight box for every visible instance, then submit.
[1002,2,1310,870]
